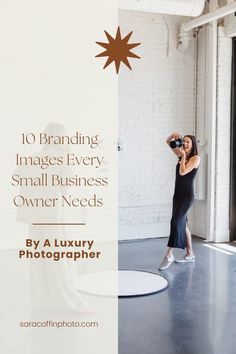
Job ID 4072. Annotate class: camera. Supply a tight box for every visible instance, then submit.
[169,138,183,149]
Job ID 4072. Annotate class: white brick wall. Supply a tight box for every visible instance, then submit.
[191,25,232,242]
[189,26,209,238]
[118,10,195,240]
[213,26,231,242]
[119,11,232,242]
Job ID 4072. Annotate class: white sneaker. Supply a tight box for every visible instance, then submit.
[175,255,195,263]
[159,255,175,270]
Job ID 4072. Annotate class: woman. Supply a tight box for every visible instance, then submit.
[159,132,200,271]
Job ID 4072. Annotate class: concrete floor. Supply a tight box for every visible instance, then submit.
[119,237,236,354]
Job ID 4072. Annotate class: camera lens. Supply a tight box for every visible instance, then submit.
[170,140,177,148]
[170,139,183,149]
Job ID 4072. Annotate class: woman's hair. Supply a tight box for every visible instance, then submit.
[184,135,198,159]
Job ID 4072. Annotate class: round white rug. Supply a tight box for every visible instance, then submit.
[77,270,168,297]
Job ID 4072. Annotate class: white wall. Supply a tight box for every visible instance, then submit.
[118,10,195,240]
[214,26,231,242]
[191,25,232,242]
[119,11,232,242]
[189,26,209,238]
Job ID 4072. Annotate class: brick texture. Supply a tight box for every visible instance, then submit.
[119,10,195,240]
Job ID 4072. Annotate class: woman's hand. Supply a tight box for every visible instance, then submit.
[166,132,182,157]
[166,132,180,144]
[172,132,181,140]
[177,146,186,157]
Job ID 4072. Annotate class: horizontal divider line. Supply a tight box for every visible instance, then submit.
[32,223,86,226]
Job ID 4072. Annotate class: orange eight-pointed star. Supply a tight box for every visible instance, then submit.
[95,27,141,74]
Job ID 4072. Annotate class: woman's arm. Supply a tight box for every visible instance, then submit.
[178,153,200,176]
[166,132,182,157]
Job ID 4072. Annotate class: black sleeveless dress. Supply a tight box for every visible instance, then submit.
[167,162,198,249]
